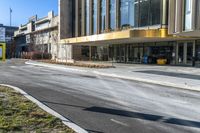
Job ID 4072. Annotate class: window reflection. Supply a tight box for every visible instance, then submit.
[101,0,106,33]
[93,0,97,34]
[184,0,192,31]
[120,0,161,29]
[139,0,150,27]
[120,0,135,28]
[86,0,90,35]
[83,0,162,35]
[110,0,116,30]
[150,0,161,25]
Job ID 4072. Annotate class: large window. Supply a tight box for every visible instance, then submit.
[110,0,116,30]
[184,0,192,31]
[93,0,98,34]
[149,0,161,25]
[139,0,150,27]
[120,0,161,29]
[101,0,106,33]
[134,0,139,27]
[86,0,90,35]
[120,0,135,28]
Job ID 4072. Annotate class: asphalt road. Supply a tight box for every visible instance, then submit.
[0,60,200,133]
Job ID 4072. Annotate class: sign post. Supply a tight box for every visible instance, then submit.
[0,43,6,61]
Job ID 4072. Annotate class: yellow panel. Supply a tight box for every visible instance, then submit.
[0,43,6,61]
[59,28,172,45]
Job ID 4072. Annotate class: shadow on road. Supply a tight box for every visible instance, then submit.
[42,100,200,129]
[85,107,200,129]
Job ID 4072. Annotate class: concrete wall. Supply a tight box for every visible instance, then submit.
[58,0,82,62]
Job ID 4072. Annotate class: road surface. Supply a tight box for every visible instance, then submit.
[0,60,200,133]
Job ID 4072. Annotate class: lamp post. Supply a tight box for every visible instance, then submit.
[10,8,12,26]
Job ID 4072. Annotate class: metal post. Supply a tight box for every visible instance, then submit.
[10,8,12,26]
[192,41,196,67]
[183,42,187,65]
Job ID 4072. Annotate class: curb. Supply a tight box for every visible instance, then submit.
[93,71,200,92]
[25,61,87,73]
[25,61,200,92]
[0,84,88,133]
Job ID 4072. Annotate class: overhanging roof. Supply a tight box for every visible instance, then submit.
[59,29,198,46]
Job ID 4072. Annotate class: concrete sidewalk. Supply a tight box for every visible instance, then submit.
[26,60,200,92]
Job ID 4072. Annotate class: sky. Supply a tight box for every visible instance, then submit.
[0,0,58,27]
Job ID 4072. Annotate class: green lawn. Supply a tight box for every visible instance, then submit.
[0,86,75,133]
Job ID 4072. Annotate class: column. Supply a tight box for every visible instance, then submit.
[89,46,92,61]
[81,0,86,36]
[168,0,176,34]
[114,45,117,61]
[175,42,179,64]
[75,0,79,37]
[89,0,93,35]
[97,0,101,34]
[193,41,196,57]
[175,0,183,33]
[116,0,120,30]
[126,45,129,63]
[183,42,187,64]
[59,0,73,39]
[192,0,196,30]
[106,0,110,31]
[161,0,168,28]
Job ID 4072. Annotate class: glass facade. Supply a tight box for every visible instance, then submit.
[82,0,162,35]
[101,0,106,33]
[110,0,116,30]
[119,0,161,29]
[139,0,150,27]
[150,0,161,25]
[93,0,98,34]
[86,0,90,35]
[134,0,139,27]
[184,0,192,31]
[120,0,135,28]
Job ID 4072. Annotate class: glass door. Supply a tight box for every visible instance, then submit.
[178,43,184,64]
[178,41,194,66]
[187,42,193,65]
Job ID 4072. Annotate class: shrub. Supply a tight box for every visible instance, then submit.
[32,52,52,60]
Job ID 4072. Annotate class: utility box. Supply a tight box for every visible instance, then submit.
[0,43,6,61]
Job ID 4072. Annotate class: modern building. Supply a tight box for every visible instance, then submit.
[14,11,59,59]
[168,0,200,65]
[58,0,200,66]
[0,24,18,58]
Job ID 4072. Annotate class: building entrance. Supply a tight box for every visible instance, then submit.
[177,41,195,66]
[109,42,174,64]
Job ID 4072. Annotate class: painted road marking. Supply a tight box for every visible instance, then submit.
[111,119,129,127]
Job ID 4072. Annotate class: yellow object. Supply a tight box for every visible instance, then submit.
[59,28,171,45]
[0,43,6,61]
[157,59,167,65]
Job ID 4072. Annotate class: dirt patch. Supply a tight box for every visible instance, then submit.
[39,60,115,69]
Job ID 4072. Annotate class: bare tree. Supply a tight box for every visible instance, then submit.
[51,30,58,61]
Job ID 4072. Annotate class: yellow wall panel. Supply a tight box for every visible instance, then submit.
[0,43,6,61]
